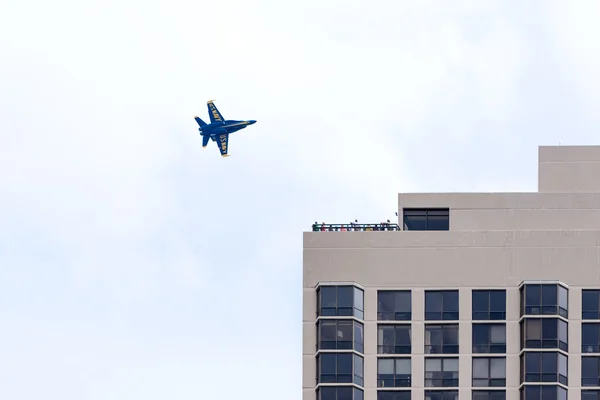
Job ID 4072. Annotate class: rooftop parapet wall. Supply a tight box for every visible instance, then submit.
[539,145,600,193]
[397,192,600,231]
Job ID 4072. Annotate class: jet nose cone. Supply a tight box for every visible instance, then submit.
[248,120,256,125]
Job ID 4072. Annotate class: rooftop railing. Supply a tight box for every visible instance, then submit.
[311,223,400,232]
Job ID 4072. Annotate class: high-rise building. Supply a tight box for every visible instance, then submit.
[302,145,600,400]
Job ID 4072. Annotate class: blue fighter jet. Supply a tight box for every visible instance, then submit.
[194,100,256,157]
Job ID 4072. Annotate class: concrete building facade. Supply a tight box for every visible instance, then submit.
[302,146,600,400]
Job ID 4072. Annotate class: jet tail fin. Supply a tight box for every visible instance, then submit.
[194,116,208,128]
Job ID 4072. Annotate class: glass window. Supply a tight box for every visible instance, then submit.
[317,353,364,386]
[582,356,600,386]
[377,358,411,388]
[520,386,567,400]
[354,287,364,319]
[520,318,568,351]
[472,357,506,387]
[403,208,449,231]
[353,354,363,386]
[583,323,600,353]
[318,320,364,353]
[425,390,458,400]
[472,324,506,354]
[472,290,506,320]
[583,290,600,320]
[425,290,459,320]
[318,285,364,319]
[318,387,363,400]
[582,390,600,400]
[377,392,411,400]
[425,324,459,354]
[377,325,411,354]
[521,352,568,385]
[378,290,411,320]
[472,391,506,400]
[520,284,568,318]
[425,357,459,388]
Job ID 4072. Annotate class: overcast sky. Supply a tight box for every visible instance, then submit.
[1,1,600,399]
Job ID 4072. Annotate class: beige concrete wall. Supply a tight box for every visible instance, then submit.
[539,145,600,193]
[397,192,600,231]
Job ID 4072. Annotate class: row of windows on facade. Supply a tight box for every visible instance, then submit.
[316,386,590,400]
[317,284,600,321]
[316,353,600,388]
[316,318,600,355]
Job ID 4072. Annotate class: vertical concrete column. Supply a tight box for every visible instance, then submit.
[412,287,425,395]
[569,287,582,397]
[364,287,377,400]
[505,287,521,390]
[459,288,472,398]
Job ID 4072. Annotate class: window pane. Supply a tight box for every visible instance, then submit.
[425,358,442,371]
[320,354,336,374]
[558,353,567,376]
[378,358,394,374]
[472,358,489,378]
[444,358,458,371]
[490,291,506,311]
[396,291,411,312]
[321,287,336,307]
[378,292,394,315]
[354,287,364,311]
[526,285,541,305]
[426,292,442,312]
[558,286,568,309]
[443,291,459,311]
[338,287,353,307]
[473,291,489,312]
[490,358,506,378]
[542,285,557,304]
[490,324,506,343]
[395,358,411,374]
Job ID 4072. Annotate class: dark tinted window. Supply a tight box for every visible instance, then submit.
[317,353,364,386]
[583,290,600,319]
[472,323,506,354]
[472,357,506,387]
[583,323,600,353]
[378,291,411,320]
[582,390,600,400]
[521,352,568,385]
[377,392,411,400]
[318,387,363,400]
[377,358,411,388]
[472,391,506,400]
[520,386,567,400]
[472,290,506,320]
[318,320,364,353]
[425,357,459,388]
[425,390,458,400]
[318,286,364,319]
[377,325,411,354]
[520,318,568,351]
[403,208,449,231]
[520,284,568,318]
[425,290,459,320]
[425,324,459,354]
[582,356,600,386]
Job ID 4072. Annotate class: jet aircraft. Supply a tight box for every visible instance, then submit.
[194,100,256,157]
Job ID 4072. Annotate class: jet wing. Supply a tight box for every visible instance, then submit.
[207,100,224,124]
[216,133,229,157]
